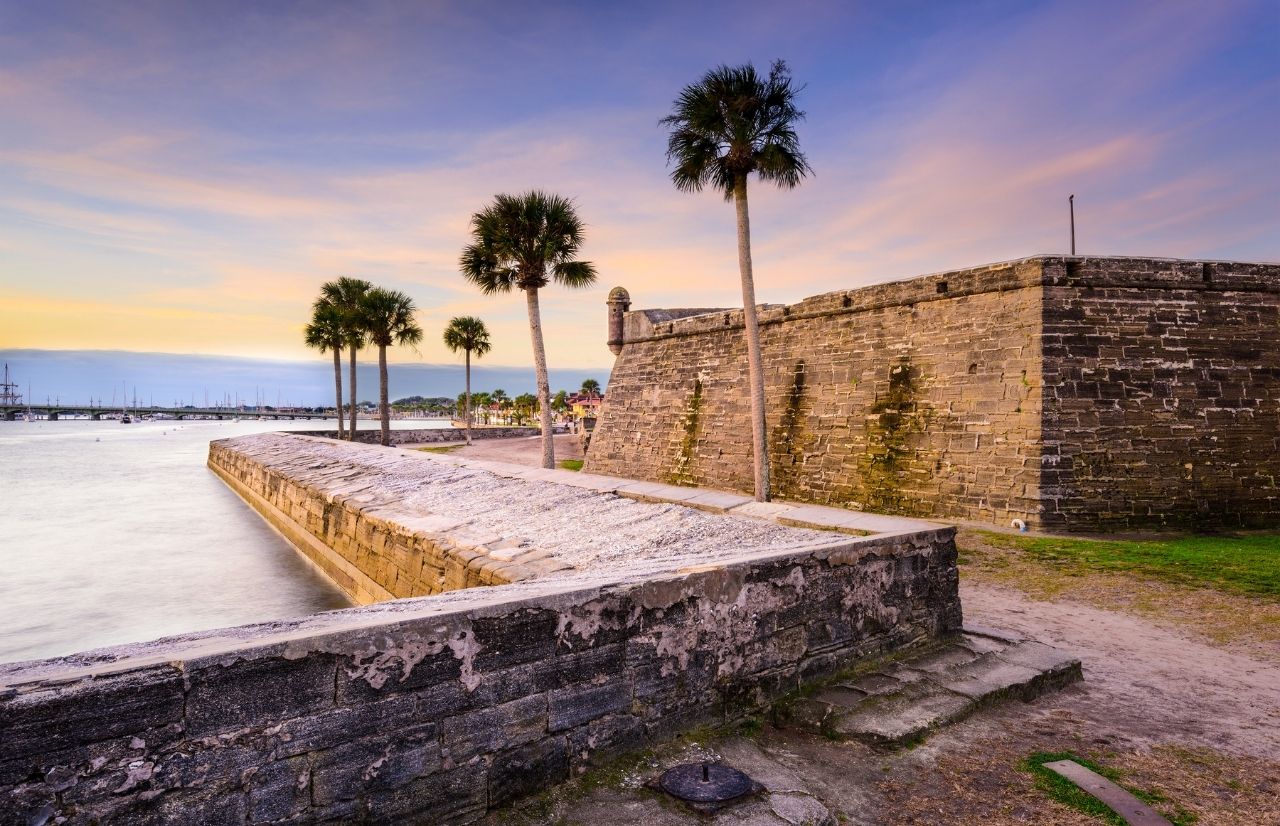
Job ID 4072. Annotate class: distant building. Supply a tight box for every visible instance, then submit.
[567,392,603,420]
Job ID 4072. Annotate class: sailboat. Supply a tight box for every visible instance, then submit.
[120,380,132,423]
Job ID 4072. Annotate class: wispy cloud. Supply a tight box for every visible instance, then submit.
[0,0,1275,370]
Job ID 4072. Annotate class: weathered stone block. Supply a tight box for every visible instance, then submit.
[365,761,488,825]
[273,693,419,759]
[336,646,462,703]
[246,754,311,823]
[489,737,569,808]
[548,679,633,732]
[470,609,559,671]
[440,695,548,762]
[185,653,338,737]
[311,723,440,806]
[0,666,184,761]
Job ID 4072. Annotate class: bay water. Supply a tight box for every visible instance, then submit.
[0,417,449,664]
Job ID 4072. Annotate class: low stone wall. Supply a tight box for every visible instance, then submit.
[1,436,959,824]
[209,440,569,604]
[305,426,538,446]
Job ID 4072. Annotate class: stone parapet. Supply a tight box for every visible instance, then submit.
[300,426,538,446]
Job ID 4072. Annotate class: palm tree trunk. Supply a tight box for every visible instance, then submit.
[378,344,390,446]
[525,287,555,469]
[332,348,345,439]
[348,344,358,439]
[464,349,473,445]
[734,175,770,501]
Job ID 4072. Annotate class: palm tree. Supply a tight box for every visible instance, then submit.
[514,392,538,426]
[473,391,492,424]
[491,388,508,424]
[321,277,373,440]
[580,378,601,396]
[442,316,491,445]
[358,287,424,446]
[460,191,597,468]
[661,60,812,502]
[303,299,347,439]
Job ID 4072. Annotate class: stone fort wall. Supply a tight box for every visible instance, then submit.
[585,256,1280,531]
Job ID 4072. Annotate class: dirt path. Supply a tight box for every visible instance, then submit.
[402,432,583,464]
[957,528,1280,661]
[960,581,1280,758]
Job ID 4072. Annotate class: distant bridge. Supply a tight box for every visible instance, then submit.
[2,404,333,422]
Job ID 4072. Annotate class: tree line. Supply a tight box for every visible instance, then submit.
[306,60,810,500]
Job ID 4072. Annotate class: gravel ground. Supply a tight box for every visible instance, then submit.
[403,433,584,464]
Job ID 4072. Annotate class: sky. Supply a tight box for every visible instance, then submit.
[1,0,1276,374]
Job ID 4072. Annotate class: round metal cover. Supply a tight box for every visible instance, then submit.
[659,762,755,803]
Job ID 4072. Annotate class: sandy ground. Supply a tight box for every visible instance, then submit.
[414,432,585,464]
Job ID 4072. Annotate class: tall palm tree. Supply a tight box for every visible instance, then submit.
[460,191,597,468]
[580,378,601,396]
[472,391,492,425]
[303,299,347,439]
[442,316,491,445]
[358,287,424,446]
[662,60,812,502]
[514,392,538,426]
[491,388,508,424]
[321,277,373,440]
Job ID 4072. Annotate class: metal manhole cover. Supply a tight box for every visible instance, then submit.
[659,762,756,804]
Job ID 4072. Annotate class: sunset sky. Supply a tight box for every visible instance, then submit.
[1,0,1276,371]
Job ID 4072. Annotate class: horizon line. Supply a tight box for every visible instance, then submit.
[0,346,609,372]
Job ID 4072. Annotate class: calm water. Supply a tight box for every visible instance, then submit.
[0,417,448,664]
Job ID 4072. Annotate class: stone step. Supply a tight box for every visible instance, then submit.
[783,630,1082,748]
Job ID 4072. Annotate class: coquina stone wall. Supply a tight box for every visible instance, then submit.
[304,426,538,447]
[2,437,960,825]
[209,440,568,604]
[585,256,1280,531]
[1039,259,1280,528]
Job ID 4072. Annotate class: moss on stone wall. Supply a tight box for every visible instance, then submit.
[771,360,813,499]
[858,357,932,513]
[667,379,703,486]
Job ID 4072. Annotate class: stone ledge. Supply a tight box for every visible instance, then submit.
[403,442,944,537]
[785,630,1083,748]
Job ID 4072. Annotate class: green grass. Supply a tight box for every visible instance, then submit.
[977,531,1280,598]
[558,459,584,471]
[416,444,463,454]
[1022,752,1194,825]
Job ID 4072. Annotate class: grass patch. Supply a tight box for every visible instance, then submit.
[959,529,1280,656]
[976,530,1280,598]
[416,444,463,454]
[558,459,584,471]
[1022,752,1194,825]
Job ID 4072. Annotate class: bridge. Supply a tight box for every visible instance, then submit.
[2,404,333,422]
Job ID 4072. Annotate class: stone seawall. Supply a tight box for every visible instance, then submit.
[303,426,538,446]
[1,434,960,824]
[208,439,561,604]
[586,255,1280,530]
